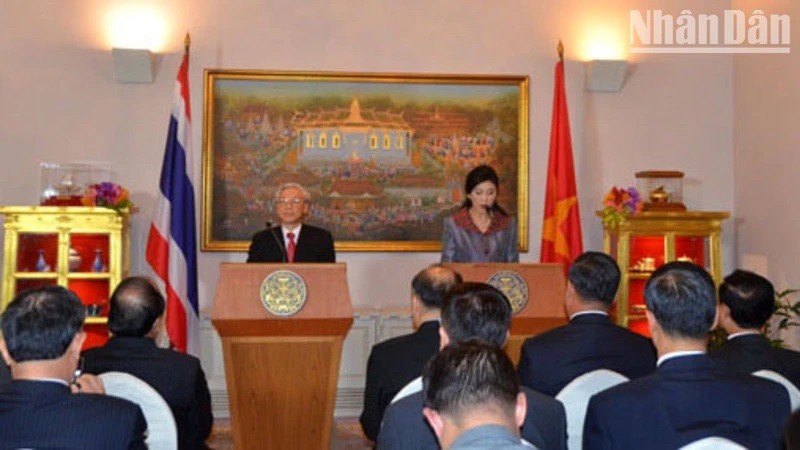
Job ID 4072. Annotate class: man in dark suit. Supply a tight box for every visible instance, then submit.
[378,282,567,450]
[83,277,213,450]
[247,182,335,263]
[0,285,146,449]
[583,262,791,450]
[517,251,657,396]
[360,265,463,442]
[711,269,800,386]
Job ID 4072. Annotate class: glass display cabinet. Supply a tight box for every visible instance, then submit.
[0,206,130,348]
[597,210,729,335]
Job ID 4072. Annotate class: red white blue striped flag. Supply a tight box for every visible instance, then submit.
[146,40,199,355]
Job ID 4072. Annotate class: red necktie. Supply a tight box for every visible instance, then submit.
[286,232,297,263]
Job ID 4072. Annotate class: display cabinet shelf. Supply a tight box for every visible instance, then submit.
[597,210,729,336]
[0,206,130,349]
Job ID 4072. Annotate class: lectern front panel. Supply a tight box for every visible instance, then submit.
[223,336,343,450]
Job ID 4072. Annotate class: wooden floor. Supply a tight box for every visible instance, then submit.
[208,418,373,449]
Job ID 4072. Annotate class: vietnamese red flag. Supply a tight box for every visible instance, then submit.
[540,57,583,273]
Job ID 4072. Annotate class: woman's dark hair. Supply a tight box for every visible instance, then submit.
[461,165,508,215]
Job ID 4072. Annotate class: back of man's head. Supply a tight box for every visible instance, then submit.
[719,269,775,330]
[645,262,716,340]
[1,286,85,362]
[440,282,512,348]
[108,277,165,337]
[412,265,463,310]
[568,251,621,308]
[423,340,520,425]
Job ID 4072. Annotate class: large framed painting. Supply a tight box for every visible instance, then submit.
[202,70,529,252]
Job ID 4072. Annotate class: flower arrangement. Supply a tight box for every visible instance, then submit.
[81,182,133,213]
[601,186,643,228]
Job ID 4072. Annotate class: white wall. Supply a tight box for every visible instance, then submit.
[0,0,737,327]
[733,0,800,345]
[733,0,800,288]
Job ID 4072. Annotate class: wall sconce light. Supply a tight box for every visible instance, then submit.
[106,4,165,84]
[586,59,628,93]
[112,48,155,83]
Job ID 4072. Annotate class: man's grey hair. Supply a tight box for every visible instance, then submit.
[274,182,311,202]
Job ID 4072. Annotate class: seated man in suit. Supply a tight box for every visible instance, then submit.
[247,182,335,263]
[583,262,791,449]
[518,251,657,396]
[83,277,213,450]
[0,285,146,449]
[378,282,567,450]
[711,269,800,386]
[359,264,463,442]
[422,341,530,450]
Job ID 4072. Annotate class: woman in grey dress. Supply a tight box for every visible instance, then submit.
[441,165,519,263]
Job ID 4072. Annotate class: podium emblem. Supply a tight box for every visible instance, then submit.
[487,270,528,314]
[260,270,308,316]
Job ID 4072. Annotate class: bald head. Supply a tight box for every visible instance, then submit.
[412,265,463,311]
[108,277,165,338]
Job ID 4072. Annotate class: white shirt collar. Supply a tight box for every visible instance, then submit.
[569,310,609,320]
[282,224,302,242]
[27,377,70,387]
[727,330,762,340]
[657,350,705,367]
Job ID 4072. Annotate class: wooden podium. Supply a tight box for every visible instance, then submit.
[212,263,353,450]
[442,263,566,364]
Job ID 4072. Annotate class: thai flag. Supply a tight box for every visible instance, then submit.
[146,47,199,355]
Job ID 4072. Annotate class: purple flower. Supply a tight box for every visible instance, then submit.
[624,187,641,212]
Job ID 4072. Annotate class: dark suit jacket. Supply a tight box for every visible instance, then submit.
[0,379,146,450]
[0,361,10,393]
[377,386,567,450]
[710,333,800,387]
[518,313,657,396]
[247,224,335,263]
[360,320,441,442]
[82,337,213,450]
[583,354,791,450]
[785,409,800,449]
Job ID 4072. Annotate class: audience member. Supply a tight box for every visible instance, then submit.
[83,277,213,450]
[0,285,146,449]
[422,340,530,450]
[518,251,657,396]
[711,269,800,386]
[378,282,566,450]
[583,262,791,449]
[359,265,462,442]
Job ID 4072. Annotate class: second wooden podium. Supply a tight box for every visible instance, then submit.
[212,263,353,450]
[443,263,567,364]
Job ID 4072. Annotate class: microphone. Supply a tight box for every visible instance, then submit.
[266,221,287,263]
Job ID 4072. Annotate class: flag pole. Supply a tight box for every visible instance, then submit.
[557,39,564,61]
[184,32,191,55]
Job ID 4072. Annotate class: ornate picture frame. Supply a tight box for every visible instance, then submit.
[202,70,529,252]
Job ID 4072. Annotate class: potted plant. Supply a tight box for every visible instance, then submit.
[764,288,800,348]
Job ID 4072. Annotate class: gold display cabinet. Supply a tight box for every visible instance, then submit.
[597,211,729,335]
[0,206,130,349]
